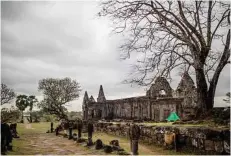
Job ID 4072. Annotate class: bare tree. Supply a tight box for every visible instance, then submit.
[1,84,19,123]
[1,83,16,105]
[99,0,230,114]
[38,77,81,120]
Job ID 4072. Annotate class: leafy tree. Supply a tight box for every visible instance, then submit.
[38,77,81,120]
[42,114,57,122]
[30,110,45,122]
[99,1,230,115]
[1,83,16,105]
[223,92,230,103]
[16,95,29,123]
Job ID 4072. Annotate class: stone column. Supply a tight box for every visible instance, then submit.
[55,126,59,136]
[68,127,73,140]
[129,123,140,155]
[50,122,54,133]
[68,121,73,140]
[77,120,83,139]
[132,140,139,155]
[87,122,94,146]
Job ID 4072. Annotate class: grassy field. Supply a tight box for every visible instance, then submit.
[8,122,195,155]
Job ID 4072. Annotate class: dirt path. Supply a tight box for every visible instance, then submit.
[27,134,92,155]
[24,123,34,129]
[10,131,104,155]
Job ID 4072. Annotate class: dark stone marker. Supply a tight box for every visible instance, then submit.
[68,121,73,140]
[129,123,140,155]
[68,127,73,140]
[110,140,119,146]
[51,122,54,133]
[87,121,94,146]
[104,145,113,153]
[95,139,103,150]
[77,120,83,139]
[55,125,60,136]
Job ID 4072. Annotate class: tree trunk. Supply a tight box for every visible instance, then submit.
[30,111,32,123]
[21,111,24,123]
[206,72,221,110]
[207,30,230,109]
[195,68,208,115]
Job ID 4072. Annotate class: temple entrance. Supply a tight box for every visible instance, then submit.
[154,109,159,122]
[91,110,94,118]
[97,110,102,118]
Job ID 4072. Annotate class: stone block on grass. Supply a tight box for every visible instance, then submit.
[104,145,113,153]
[95,139,103,150]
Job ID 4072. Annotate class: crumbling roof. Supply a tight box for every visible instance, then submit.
[89,95,96,102]
[97,85,106,102]
[177,72,195,90]
[82,91,89,105]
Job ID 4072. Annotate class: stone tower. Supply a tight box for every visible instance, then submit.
[177,72,195,90]
[97,85,106,102]
[89,95,96,102]
[83,91,89,105]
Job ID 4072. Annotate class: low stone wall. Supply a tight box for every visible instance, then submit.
[94,122,230,155]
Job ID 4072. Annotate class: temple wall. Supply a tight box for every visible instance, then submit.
[83,74,198,122]
[150,98,183,121]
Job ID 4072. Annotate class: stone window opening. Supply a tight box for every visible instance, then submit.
[159,90,167,97]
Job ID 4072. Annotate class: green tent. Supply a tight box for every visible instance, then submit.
[166,112,180,121]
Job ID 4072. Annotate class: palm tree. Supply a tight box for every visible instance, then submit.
[16,95,29,123]
[28,95,38,122]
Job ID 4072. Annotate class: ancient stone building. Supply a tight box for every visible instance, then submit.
[82,73,199,121]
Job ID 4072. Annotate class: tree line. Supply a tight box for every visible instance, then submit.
[1,77,81,123]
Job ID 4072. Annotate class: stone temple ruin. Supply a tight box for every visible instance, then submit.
[82,72,198,121]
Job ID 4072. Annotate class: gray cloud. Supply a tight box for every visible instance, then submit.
[1,1,230,111]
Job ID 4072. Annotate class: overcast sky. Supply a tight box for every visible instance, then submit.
[1,1,230,111]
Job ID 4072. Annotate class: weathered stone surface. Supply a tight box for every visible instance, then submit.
[110,140,119,146]
[104,145,113,153]
[95,139,103,150]
[214,141,224,153]
[72,133,77,141]
[205,140,214,151]
[223,140,230,154]
[76,138,86,143]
